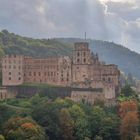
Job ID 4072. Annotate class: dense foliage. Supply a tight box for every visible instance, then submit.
[0,85,140,140]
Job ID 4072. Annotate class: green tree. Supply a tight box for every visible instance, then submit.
[121,85,136,97]
[4,117,46,140]
[69,105,91,140]
[89,106,105,139]
[59,108,75,140]
[0,105,15,132]
[32,99,70,140]
[127,73,135,86]
[99,114,120,140]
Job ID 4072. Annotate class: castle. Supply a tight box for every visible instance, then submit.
[1,42,120,104]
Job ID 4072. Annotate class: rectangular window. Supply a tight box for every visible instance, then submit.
[38,72,41,76]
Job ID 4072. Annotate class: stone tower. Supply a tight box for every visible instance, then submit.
[72,42,91,84]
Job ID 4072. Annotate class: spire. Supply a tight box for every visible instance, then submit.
[85,32,87,40]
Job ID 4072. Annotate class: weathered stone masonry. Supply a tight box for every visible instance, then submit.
[1,42,120,103]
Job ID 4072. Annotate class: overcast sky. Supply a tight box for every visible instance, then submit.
[0,0,140,53]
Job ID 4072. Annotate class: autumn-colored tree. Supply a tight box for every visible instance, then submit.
[59,108,75,140]
[119,100,138,118]
[120,111,139,140]
[4,117,47,140]
[119,100,139,140]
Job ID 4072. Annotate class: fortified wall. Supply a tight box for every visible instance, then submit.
[1,42,120,103]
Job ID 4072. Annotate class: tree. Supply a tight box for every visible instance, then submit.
[119,100,138,118]
[4,117,46,140]
[120,112,139,140]
[0,135,5,140]
[59,108,75,140]
[121,85,136,97]
[69,105,91,140]
[119,100,139,140]
[99,114,120,140]
[89,106,105,139]
[127,73,135,86]
[0,105,15,132]
[94,136,103,140]
[32,99,69,140]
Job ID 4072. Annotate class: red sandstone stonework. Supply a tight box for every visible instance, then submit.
[1,42,120,103]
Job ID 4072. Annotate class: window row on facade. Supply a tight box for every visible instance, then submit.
[3,65,22,69]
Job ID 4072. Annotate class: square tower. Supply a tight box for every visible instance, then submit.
[72,42,91,83]
[73,42,90,65]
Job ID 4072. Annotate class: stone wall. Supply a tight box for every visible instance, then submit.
[7,85,71,99]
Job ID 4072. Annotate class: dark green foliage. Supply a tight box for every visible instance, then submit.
[1,93,139,140]
[0,104,15,132]
[127,73,136,86]
[59,108,75,140]
[121,85,136,97]
[69,105,91,140]
[32,98,72,140]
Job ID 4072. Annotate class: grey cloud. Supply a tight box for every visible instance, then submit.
[125,19,140,39]
[106,1,140,21]
[0,0,140,53]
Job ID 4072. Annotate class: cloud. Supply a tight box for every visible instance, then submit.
[0,0,140,53]
[106,1,140,21]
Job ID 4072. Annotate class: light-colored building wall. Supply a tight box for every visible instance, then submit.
[2,55,24,86]
[71,90,105,105]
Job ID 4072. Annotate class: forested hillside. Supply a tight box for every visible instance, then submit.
[0,30,73,57]
[0,30,140,79]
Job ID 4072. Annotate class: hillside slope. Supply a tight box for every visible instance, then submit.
[0,30,140,79]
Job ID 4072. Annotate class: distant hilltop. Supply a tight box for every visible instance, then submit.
[0,29,140,79]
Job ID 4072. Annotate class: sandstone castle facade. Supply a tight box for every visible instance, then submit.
[1,42,120,104]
